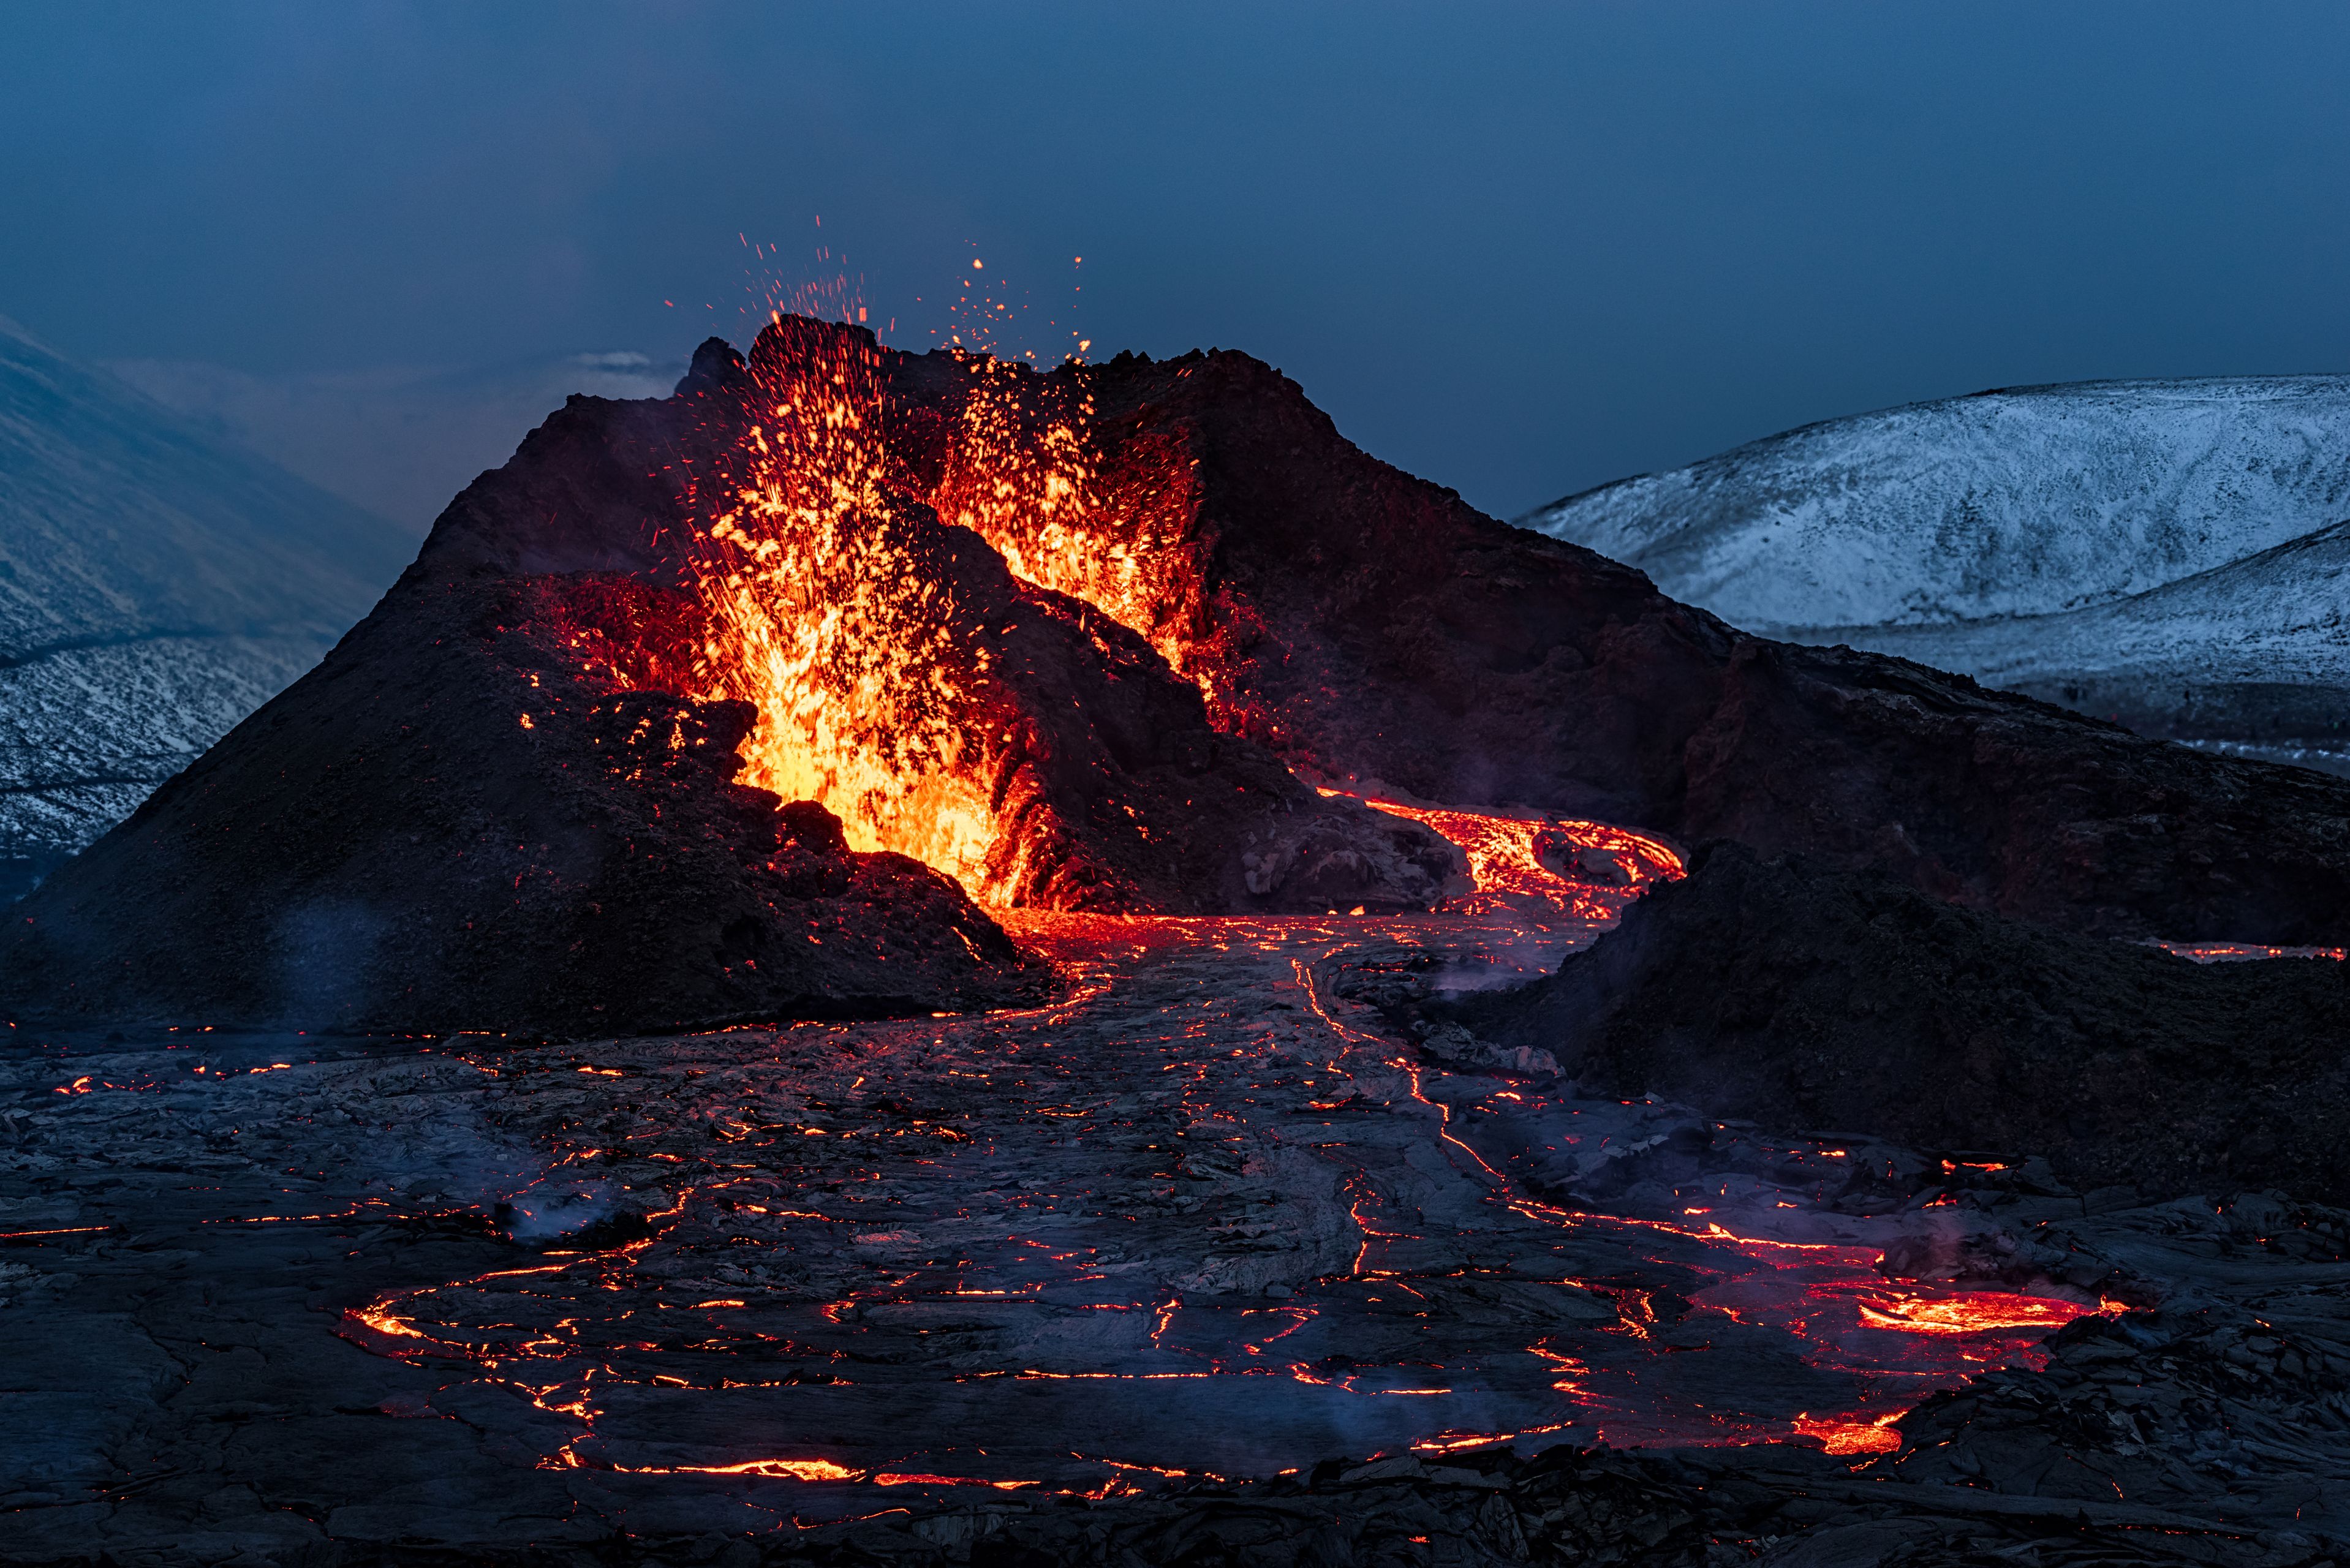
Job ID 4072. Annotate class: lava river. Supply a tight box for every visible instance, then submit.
[258,810,2099,1501]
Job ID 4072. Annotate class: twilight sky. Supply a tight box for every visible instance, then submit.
[4,1,2348,520]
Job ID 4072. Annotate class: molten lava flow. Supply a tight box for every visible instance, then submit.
[1328,791,1682,918]
[1856,1294,2095,1336]
[2156,940,2348,963]
[682,317,1003,890]
[1793,1414,1903,1456]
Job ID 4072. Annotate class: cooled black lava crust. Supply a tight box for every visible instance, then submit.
[1443,840,2350,1201]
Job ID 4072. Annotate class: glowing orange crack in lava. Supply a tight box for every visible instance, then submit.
[1335,793,1683,919]
[336,918,2113,1484]
[1285,927,2101,1458]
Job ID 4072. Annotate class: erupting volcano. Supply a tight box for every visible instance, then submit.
[8,311,2350,1564]
[15,307,2350,1035]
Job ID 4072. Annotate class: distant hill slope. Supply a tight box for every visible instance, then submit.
[1523,377,2350,634]
[1808,519,2350,774]
[0,316,410,897]
[110,348,686,531]
[1524,376,2350,775]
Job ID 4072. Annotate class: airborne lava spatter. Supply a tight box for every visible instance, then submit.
[681,315,1006,890]
[663,312,1460,914]
[669,309,1688,919]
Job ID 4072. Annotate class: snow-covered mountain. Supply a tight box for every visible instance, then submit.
[1524,377,2350,634]
[1523,377,2350,775]
[1801,519,2350,774]
[0,317,411,898]
[111,349,686,532]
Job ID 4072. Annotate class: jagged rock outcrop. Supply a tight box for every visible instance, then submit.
[1438,841,2350,1202]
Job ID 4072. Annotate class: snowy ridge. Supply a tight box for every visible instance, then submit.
[1799,519,2350,774]
[1523,377,2350,633]
[1817,519,2350,693]
[0,316,412,895]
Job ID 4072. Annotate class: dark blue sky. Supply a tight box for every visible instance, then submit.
[6,2,2348,516]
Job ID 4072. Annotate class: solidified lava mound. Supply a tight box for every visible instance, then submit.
[1443,840,2350,1202]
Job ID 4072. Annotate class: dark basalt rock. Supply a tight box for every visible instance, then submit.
[975,345,2350,944]
[1439,840,2350,1202]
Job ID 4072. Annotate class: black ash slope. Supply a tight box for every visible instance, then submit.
[1438,841,2350,1203]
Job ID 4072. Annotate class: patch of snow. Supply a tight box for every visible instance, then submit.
[0,317,409,895]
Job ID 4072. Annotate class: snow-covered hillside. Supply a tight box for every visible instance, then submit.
[1827,519,2350,693]
[1524,377,2350,634]
[1801,519,2350,775]
[0,317,411,897]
